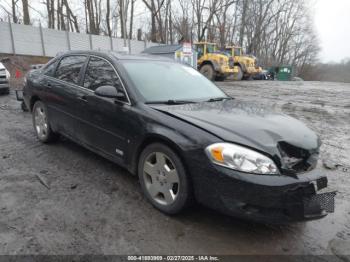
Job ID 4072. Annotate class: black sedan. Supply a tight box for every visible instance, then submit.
[23,51,335,223]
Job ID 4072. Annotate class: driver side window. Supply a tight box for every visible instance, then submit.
[196,45,204,59]
[83,56,127,102]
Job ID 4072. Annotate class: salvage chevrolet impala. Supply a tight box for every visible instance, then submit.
[23,51,335,223]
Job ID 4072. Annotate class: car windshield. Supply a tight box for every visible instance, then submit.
[234,48,241,56]
[122,61,228,103]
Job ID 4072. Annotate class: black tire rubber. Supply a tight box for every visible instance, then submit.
[0,89,9,95]
[243,74,253,80]
[215,75,226,81]
[200,64,216,81]
[138,143,193,215]
[234,66,243,81]
[32,100,59,143]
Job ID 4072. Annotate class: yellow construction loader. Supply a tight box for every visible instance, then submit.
[225,46,262,80]
[194,42,238,81]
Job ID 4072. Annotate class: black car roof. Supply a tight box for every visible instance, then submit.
[56,50,172,62]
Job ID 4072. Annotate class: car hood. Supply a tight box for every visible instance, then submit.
[151,99,321,174]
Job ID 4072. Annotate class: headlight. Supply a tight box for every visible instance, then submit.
[205,143,279,175]
[219,57,225,66]
[5,70,10,80]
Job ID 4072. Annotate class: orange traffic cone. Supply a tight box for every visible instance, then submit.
[15,69,22,78]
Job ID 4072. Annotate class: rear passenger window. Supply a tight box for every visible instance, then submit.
[55,55,86,84]
[83,57,126,100]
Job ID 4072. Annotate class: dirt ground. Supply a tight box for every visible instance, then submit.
[0,80,349,257]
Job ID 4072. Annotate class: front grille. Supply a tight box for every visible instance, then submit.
[304,191,336,213]
[0,74,7,84]
[317,177,328,190]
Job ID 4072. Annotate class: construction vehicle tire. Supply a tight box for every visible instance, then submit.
[200,64,216,81]
[234,66,243,81]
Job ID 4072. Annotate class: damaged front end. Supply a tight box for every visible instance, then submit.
[212,140,336,224]
[155,100,336,223]
[274,140,336,221]
[277,141,320,175]
[283,176,336,222]
[215,167,336,223]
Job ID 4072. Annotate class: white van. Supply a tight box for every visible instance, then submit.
[0,62,10,94]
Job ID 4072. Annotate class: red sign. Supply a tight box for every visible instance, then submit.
[183,42,192,54]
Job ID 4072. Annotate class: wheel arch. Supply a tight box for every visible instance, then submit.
[234,62,246,73]
[199,60,220,72]
[29,95,41,112]
[132,133,195,205]
[131,134,189,177]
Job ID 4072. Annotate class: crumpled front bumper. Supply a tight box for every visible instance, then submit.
[218,179,336,224]
[189,160,336,224]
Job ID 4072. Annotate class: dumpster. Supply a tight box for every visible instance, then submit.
[277,66,292,81]
[267,66,292,81]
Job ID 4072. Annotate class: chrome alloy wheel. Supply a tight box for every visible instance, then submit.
[143,152,180,206]
[34,105,48,140]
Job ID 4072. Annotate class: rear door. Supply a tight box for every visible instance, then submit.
[44,55,87,137]
[79,56,133,163]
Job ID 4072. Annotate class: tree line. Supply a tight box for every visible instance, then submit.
[301,59,350,83]
[1,0,319,73]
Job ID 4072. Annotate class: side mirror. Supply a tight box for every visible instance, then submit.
[115,91,127,102]
[94,85,118,98]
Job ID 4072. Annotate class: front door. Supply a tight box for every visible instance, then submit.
[78,56,133,164]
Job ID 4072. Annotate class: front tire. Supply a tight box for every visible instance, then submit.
[200,64,216,81]
[138,143,192,215]
[32,101,58,143]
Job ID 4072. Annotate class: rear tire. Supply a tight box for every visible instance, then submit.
[32,101,58,143]
[243,74,253,80]
[200,64,216,81]
[138,143,193,215]
[215,75,226,81]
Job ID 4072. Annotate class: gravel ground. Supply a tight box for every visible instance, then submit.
[0,80,349,257]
